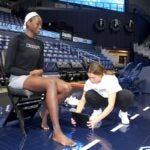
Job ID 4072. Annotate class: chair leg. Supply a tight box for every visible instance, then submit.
[3,107,14,126]
[8,97,26,135]
[17,109,27,136]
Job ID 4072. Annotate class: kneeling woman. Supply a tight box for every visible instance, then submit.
[72,63,134,129]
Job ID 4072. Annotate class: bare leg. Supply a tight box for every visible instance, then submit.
[40,79,72,131]
[40,104,49,130]
[23,76,76,147]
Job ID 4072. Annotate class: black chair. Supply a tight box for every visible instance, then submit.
[0,51,44,136]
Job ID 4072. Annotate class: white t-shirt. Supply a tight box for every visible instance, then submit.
[84,74,122,98]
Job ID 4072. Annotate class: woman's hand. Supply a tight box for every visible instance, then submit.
[87,117,101,128]
[29,69,43,76]
[71,118,76,126]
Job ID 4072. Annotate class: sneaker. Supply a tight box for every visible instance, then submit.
[119,124,129,133]
[118,110,130,124]
[90,108,102,128]
[65,96,80,106]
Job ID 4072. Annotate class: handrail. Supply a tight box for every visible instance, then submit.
[77,48,101,62]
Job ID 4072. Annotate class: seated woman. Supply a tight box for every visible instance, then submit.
[71,62,134,129]
[5,12,76,147]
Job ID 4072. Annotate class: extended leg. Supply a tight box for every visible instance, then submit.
[23,76,76,146]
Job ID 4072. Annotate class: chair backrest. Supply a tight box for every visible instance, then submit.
[128,62,143,79]
[118,62,135,78]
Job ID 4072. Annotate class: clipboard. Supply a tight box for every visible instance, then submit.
[72,112,89,128]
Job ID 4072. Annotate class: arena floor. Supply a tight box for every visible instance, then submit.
[0,86,150,150]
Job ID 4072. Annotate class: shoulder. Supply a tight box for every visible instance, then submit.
[84,79,93,87]
[11,33,25,41]
[16,33,26,39]
[84,79,92,91]
[85,79,91,85]
[103,74,118,82]
[9,34,21,44]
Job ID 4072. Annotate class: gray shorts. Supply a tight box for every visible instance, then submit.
[9,75,29,89]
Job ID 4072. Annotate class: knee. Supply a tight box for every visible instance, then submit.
[127,90,134,105]
[46,79,56,89]
[121,89,134,105]
[63,83,72,94]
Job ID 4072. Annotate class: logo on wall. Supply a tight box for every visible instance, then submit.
[95,18,106,31]
[110,19,121,32]
[124,19,135,33]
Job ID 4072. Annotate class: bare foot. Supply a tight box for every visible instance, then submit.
[52,132,76,147]
[39,111,50,131]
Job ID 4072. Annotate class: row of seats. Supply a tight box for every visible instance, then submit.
[0,34,11,50]
[0,33,114,76]
[42,38,114,70]
[0,11,23,26]
[44,58,88,81]
[5,33,114,70]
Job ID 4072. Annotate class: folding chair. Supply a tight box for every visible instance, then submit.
[0,51,44,136]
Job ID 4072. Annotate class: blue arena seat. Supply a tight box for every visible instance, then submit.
[118,62,135,78]
[119,62,143,93]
